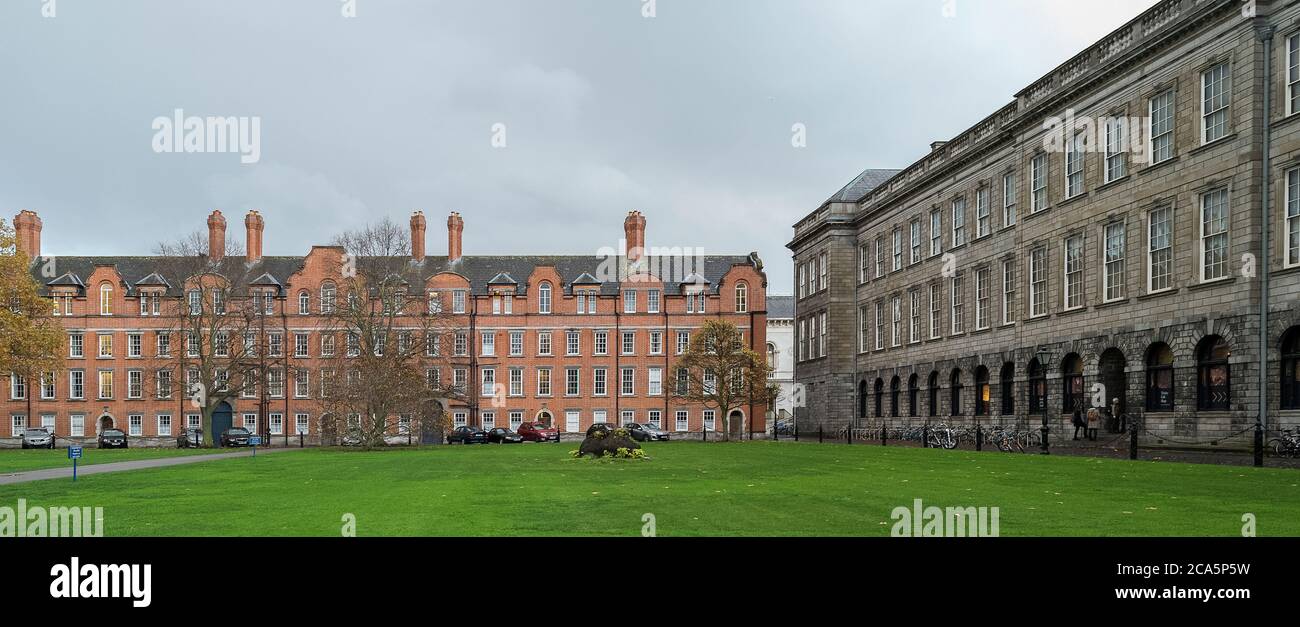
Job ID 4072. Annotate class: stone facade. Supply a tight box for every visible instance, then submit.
[788,0,1300,447]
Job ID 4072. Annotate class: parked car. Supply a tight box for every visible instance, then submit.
[97,429,128,449]
[774,420,795,436]
[487,427,524,444]
[625,422,670,442]
[219,427,252,447]
[446,426,489,444]
[20,428,54,449]
[176,428,203,448]
[517,421,560,442]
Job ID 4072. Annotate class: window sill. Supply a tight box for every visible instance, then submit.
[1094,298,1130,310]
[1058,192,1091,208]
[1187,276,1234,292]
[1056,306,1088,318]
[1097,174,1130,192]
[1189,133,1237,157]
[1135,288,1177,301]
[1022,207,1051,221]
[1139,155,1179,176]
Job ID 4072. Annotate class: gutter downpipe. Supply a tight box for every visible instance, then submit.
[1259,22,1275,439]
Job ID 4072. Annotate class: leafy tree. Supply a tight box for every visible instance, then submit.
[0,218,65,424]
[672,319,771,440]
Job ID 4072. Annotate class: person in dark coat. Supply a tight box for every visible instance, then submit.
[1072,407,1085,440]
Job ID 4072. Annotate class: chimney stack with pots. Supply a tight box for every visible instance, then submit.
[13,210,41,259]
[447,212,464,263]
[623,210,647,263]
[410,211,427,262]
[208,210,227,262]
[244,210,264,264]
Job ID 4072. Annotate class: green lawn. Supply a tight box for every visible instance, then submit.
[0,441,1296,536]
[0,447,231,474]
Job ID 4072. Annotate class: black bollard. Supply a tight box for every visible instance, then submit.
[881,423,887,447]
[1040,417,1050,455]
[846,425,851,445]
[922,424,929,449]
[818,425,823,444]
[299,432,304,448]
[976,424,983,452]
[1254,422,1264,467]
[1129,420,1138,461]
[794,424,799,442]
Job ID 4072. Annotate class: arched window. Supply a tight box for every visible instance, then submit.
[874,379,884,418]
[858,381,868,420]
[539,282,552,314]
[950,369,963,415]
[320,281,337,314]
[908,374,919,417]
[1146,343,1175,412]
[735,282,749,313]
[1028,359,1046,413]
[1062,354,1084,414]
[298,290,310,315]
[890,376,901,417]
[1000,363,1015,415]
[766,342,778,371]
[928,372,939,417]
[1197,335,1230,411]
[99,283,113,316]
[1282,329,1300,410]
[974,366,989,416]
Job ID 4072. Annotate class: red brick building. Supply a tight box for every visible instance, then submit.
[4,209,769,445]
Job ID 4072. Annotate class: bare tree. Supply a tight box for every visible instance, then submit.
[672,319,772,441]
[317,218,457,448]
[151,233,284,448]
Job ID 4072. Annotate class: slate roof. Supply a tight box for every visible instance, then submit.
[766,295,794,319]
[33,254,759,298]
[825,168,903,205]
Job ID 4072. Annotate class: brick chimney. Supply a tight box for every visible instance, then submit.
[207,210,227,261]
[447,212,464,263]
[410,211,427,262]
[623,210,646,263]
[244,210,264,264]
[13,210,41,259]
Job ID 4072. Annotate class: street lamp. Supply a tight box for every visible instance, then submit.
[1034,347,1052,455]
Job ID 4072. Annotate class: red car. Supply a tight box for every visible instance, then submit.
[517,421,560,442]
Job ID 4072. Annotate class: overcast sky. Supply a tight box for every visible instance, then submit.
[0,0,1155,293]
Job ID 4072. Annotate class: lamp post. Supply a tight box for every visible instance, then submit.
[1035,348,1052,455]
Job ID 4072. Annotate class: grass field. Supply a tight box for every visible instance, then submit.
[0,447,232,474]
[0,441,1296,536]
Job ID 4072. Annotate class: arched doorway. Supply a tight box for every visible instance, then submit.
[1281,328,1300,409]
[729,410,744,437]
[858,380,868,420]
[212,401,234,438]
[973,366,989,416]
[535,410,554,428]
[1061,353,1084,415]
[1099,348,1127,430]
[97,414,114,434]
[1196,335,1231,410]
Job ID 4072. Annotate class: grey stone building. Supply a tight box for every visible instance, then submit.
[788,0,1300,447]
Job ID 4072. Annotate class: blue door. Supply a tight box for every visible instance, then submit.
[212,402,233,444]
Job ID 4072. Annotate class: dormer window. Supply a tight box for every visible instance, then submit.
[138,291,162,316]
[538,282,552,314]
[99,283,113,316]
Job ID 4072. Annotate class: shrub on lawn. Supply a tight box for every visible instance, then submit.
[573,424,643,459]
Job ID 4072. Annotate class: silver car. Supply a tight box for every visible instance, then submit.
[20,428,54,449]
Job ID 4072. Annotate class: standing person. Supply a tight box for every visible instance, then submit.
[1072,407,1085,440]
[1086,406,1101,441]
[1110,397,1124,433]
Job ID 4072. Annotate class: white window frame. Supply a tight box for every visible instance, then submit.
[1103,221,1127,302]
[1199,188,1230,282]
[1149,89,1175,165]
[1063,234,1084,310]
[1201,62,1230,145]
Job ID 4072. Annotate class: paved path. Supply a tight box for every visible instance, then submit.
[0,448,295,485]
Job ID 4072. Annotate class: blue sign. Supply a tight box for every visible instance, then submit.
[67,446,82,460]
[249,436,262,446]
